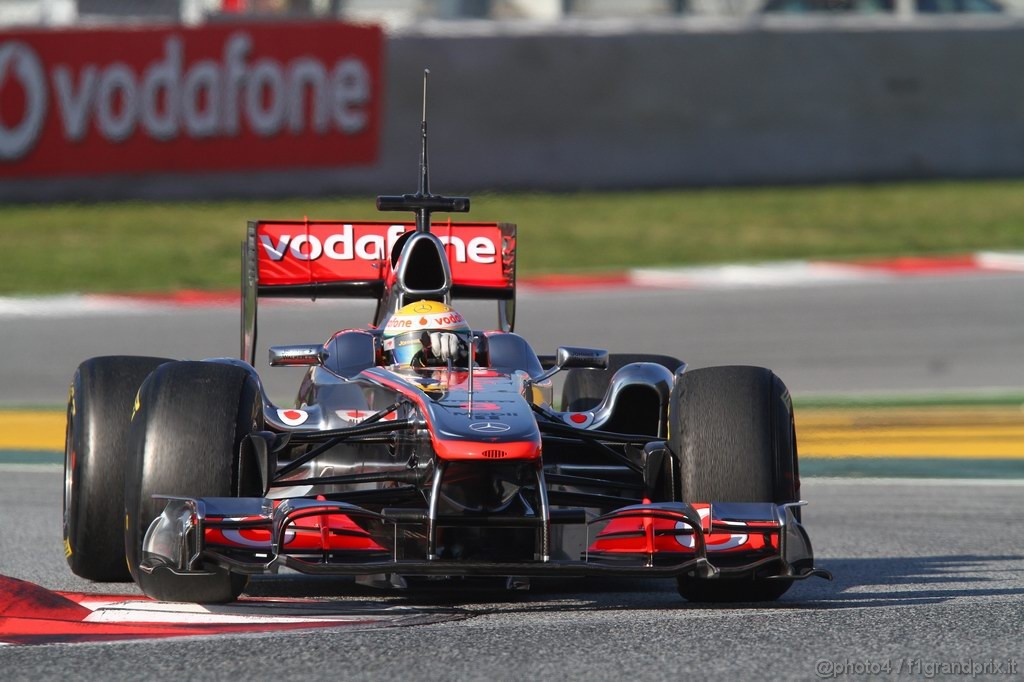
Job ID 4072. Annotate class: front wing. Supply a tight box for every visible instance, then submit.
[139,496,829,588]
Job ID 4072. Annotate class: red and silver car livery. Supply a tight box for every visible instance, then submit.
[63,73,829,604]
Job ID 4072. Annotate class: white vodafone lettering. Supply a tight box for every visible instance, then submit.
[387,225,406,258]
[468,237,497,263]
[356,234,384,260]
[245,58,286,136]
[1,31,372,159]
[182,60,219,138]
[0,41,49,160]
[95,63,138,143]
[140,38,182,141]
[288,234,321,261]
[331,58,369,134]
[437,236,466,263]
[323,231,351,260]
[288,58,328,134]
[259,234,289,261]
[258,227,499,265]
[436,236,497,265]
[221,33,249,137]
[52,64,96,142]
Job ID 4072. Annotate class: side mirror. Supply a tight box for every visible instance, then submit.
[534,346,608,383]
[269,345,323,367]
[555,346,609,370]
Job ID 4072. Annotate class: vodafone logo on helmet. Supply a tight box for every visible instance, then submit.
[0,41,48,160]
[0,29,372,161]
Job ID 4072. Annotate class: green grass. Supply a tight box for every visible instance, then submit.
[3,179,1024,294]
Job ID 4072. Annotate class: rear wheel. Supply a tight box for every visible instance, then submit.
[64,356,172,582]
[668,365,799,603]
[124,361,262,603]
[561,353,683,412]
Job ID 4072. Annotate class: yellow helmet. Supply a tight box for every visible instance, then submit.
[381,300,471,367]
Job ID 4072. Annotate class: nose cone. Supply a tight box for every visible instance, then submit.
[424,368,542,461]
[432,434,541,461]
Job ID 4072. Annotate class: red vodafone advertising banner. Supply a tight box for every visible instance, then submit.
[256,221,516,290]
[0,22,382,178]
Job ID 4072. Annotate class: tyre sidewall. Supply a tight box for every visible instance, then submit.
[64,356,171,582]
[671,365,797,505]
[124,361,261,588]
[668,365,800,602]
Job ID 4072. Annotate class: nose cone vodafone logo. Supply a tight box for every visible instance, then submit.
[0,41,47,161]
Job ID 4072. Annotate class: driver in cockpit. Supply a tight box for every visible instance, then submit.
[381,300,471,369]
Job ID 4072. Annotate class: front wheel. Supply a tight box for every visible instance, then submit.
[124,361,262,603]
[64,356,172,582]
[668,365,799,603]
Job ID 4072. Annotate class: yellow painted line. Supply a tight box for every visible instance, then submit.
[2,407,1023,460]
[799,443,1024,459]
[797,406,1024,459]
[0,410,65,451]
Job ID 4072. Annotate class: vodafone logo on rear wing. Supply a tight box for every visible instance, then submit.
[0,23,381,177]
[259,224,497,264]
[255,221,516,290]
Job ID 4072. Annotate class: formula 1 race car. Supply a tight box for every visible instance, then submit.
[63,74,829,604]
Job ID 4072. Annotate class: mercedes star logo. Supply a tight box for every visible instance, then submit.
[469,421,511,433]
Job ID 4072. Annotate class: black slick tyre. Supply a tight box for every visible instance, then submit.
[561,353,683,412]
[124,361,262,603]
[669,365,799,603]
[64,356,172,582]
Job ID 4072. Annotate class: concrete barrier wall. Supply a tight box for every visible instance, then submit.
[8,20,1024,200]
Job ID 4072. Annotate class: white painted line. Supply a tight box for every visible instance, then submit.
[806,477,1024,486]
[5,252,1024,319]
[0,294,371,319]
[975,251,1024,272]
[0,295,169,318]
[80,599,390,625]
[0,464,63,473]
[630,261,885,289]
[83,610,373,625]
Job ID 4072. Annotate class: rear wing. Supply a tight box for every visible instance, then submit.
[241,220,516,365]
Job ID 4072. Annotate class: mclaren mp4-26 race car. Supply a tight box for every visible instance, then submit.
[63,83,829,605]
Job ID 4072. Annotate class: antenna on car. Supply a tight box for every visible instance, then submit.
[376,69,470,233]
[419,69,431,201]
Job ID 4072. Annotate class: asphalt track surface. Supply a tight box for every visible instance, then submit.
[2,272,1024,406]
[1,469,1022,679]
[2,275,1023,678]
